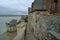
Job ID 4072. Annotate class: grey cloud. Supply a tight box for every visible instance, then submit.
[0,0,34,15]
[0,6,27,15]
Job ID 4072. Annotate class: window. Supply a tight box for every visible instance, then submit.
[51,0,58,12]
[51,3,56,11]
[54,0,58,3]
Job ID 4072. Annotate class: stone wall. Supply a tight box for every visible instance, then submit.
[42,16,60,33]
[25,8,60,40]
[34,11,60,40]
[46,0,60,13]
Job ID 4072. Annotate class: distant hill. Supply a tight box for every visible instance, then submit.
[0,6,28,15]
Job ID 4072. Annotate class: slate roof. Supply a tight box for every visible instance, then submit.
[32,0,46,10]
[10,19,17,25]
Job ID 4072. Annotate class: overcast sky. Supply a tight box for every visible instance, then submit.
[0,0,34,15]
[0,0,34,11]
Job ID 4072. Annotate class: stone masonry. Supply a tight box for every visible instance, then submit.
[25,0,60,40]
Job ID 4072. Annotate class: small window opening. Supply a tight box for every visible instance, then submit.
[54,0,58,3]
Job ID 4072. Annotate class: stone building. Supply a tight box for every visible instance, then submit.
[6,19,17,32]
[25,0,60,40]
[45,0,60,13]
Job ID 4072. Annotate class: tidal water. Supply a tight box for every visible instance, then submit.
[0,16,21,35]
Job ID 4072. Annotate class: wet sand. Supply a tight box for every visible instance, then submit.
[0,27,25,40]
